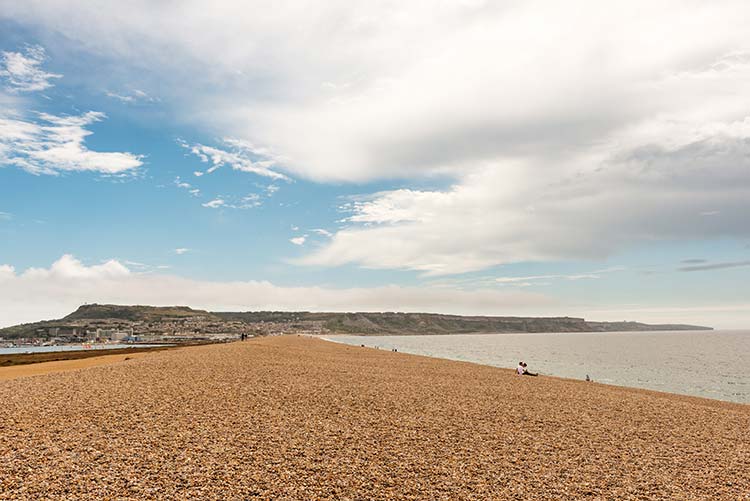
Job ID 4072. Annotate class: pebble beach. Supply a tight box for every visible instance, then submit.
[0,335,748,500]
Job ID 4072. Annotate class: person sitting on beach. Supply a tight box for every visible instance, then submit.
[521,362,538,377]
[517,361,525,376]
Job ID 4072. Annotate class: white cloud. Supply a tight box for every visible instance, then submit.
[302,124,750,275]
[312,228,333,238]
[174,248,190,255]
[262,184,279,196]
[201,194,261,210]
[235,193,262,209]
[105,88,156,103]
[0,110,143,175]
[22,254,130,280]
[5,3,750,272]
[495,268,624,287]
[181,138,288,180]
[290,235,306,246]
[0,45,61,92]
[174,176,200,196]
[0,211,11,220]
[0,254,555,328]
[2,255,748,329]
[0,264,15,280]
[202,198,225,209]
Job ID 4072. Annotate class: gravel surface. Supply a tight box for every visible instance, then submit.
[0,335,748,500]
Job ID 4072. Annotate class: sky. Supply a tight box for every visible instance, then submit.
[0,1,749,329]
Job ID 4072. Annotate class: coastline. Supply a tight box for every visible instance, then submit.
[317,334,749,409]
[319,331,749,405]
[1,335,747,498]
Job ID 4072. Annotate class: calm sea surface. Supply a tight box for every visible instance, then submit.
[328,330,750,404]
[0,344,166,355]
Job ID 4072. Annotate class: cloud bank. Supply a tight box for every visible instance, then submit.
[2,255,747,329]
[0,255,555,328]
[2,2,750,273]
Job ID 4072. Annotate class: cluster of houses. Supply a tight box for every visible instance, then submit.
[2,313,330,347]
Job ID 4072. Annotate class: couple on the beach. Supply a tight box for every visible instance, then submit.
[516,361,537,377]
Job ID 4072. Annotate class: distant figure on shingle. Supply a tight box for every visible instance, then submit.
[517,361,537,377]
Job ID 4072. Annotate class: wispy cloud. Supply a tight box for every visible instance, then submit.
[0,111,143,175]
[678,260,750,272]
[202,198,225,209]
[105,88,157,103]
[174,248,190,255]
[495,267,625,287]
[290,235,307,246]
[0,211,12,220]
[201,194,261,210]
[180,138,288,180]
[312,228,333,238]
[174,176,200,196]
[0,45,61,92]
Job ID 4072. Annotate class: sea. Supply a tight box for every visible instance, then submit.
[327,330,750,404]
[0,344,167,355]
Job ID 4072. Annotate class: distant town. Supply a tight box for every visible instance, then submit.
[0,305,324,346]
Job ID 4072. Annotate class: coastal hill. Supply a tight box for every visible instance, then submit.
[63,304,215,322]
[0,304,712,340]
[214,310,712,335]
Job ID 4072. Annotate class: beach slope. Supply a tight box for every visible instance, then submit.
[0,336,747,499]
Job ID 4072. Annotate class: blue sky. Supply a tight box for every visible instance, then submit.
[1,2,749,328]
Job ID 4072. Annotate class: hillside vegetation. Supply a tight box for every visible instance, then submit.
[215,311,711,335]
[0,304,712,340]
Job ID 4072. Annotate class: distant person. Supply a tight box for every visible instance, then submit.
[517,361,525,376]
[521,362,538,377]
[585,374,590,382]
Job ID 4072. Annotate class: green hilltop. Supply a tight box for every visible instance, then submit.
[0,304,713,340]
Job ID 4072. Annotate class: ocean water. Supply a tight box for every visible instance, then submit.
[0,344,167,355]
[328,330,750,404]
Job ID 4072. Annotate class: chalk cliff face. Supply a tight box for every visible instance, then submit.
[0,304,712,340]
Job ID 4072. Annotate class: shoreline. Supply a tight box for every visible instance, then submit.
[318,329,750,406]
[1,336,748,498]
[318,334,748,411]
[317,328,716,337]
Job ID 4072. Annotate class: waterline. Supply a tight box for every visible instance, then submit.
[328,330,750,404]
